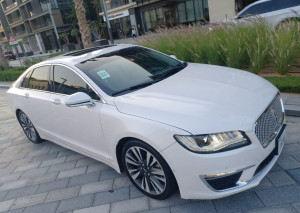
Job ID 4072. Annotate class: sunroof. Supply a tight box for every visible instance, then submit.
[63,45,116,56]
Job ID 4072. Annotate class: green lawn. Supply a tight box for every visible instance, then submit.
[0,67,299,94]
[0,67,26,81]
[264,76,300,93]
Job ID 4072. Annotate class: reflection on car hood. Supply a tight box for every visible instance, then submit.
[114,63,278,134]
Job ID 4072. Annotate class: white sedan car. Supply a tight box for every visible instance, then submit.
[235,0,300,28]
[7,44,286,200]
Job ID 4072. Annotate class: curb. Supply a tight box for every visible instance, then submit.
[0,85,10,89]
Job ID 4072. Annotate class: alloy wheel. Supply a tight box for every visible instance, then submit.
[19,112,37,141]
[125,146,167,195]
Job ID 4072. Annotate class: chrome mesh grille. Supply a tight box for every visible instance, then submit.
[255,94,283,147]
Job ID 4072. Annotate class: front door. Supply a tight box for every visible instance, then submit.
[46,65,109,162]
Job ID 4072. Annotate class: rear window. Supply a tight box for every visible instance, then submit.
[27,66,50,91]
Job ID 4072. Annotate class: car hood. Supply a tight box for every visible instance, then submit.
[114,63,278,134]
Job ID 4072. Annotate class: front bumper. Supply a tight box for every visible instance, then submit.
[160,124,286,199]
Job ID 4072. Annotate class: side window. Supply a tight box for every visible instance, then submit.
[239,2,272,17]
[274,0,300,9]
[20,70,33,88]
[27,66,50,91]
[53,65,100,100]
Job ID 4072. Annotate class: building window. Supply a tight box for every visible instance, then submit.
[178,0,209,24]
[143,7,165,31]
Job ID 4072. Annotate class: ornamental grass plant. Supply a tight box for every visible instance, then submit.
[138,20,300,75]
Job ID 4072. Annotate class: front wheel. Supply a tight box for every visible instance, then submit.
[17,111,42,144]
[122,140,177,200]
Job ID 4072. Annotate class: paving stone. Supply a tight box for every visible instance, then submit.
[270,163,283,173]
[4,185,38,201]
[57,167,87,179]
[0,173,22,184]
[86,164,110,174]
[287,168,300,183]
[149,193,190,210]
[0,191,7,202]
[73,204,110,213]
[75,158,99,168]
[23,201,59,213]
[277,156,300,170]
[14,162,41,173]
[48,145,65,154]
[110,197,149,213]
[141,207,170,213]
[56,194,94,212]
[252,177,274,191]
[0,179,28,191]
[25,150,49,158]
[293,202,300,212]
[93,187,129,206]
[39,157,66,168]
[113,176,132,189]
[47,161,76,173]
[20,167,49,179]
[68,171,100,187]
[27,172,58,186]
[213,191,264,213]
[45,186,80,203]
[99,169,124,180]
[66,153,86,162]
[7,209,25,213]
[129,186,145,199]
[256,185,300,206]
[267,171,296,187]
[30,152,58,162]
[35,178,69,194]
[170,200,216,213]
[246,205,297,213]
[0,199,14,212]
[10,193,47,210]
[79,179,113,195]
[57,150,77,158]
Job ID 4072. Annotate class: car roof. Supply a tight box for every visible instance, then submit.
[237,0,271,16]
[37,44,135,67]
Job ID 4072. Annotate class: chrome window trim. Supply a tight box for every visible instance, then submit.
[19,63,107,104]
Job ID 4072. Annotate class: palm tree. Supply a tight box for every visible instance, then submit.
[0,46,9,70]
[73,0,93,48]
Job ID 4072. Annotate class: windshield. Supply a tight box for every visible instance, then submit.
[76,47,187,96]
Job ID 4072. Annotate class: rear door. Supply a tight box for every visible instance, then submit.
[17,65,52,135]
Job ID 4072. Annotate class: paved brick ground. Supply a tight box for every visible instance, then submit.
[1,88,300,213]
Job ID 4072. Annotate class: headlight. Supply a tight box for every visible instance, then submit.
[174,131,251,153]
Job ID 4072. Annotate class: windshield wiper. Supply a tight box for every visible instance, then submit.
[112,81,154,96]
[154,62,187,81]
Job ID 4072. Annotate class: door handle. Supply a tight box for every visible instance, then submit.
[51,98,61,105]
[23,93,29,98]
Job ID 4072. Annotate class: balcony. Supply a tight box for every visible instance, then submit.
[8,16,22,25]
[31,21,52,31]
[5,1,18,11]
[30,3,49,17]
[105,0,129,10]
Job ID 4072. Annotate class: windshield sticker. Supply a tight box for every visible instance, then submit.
[97,70,111,80]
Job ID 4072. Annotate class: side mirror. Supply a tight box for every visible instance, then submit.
[65,92,95,107]
[169,55,177,59]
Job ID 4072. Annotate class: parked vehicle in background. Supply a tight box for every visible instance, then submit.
[4,51,16,60]
[235,0,300,27]
[6,44,286,200]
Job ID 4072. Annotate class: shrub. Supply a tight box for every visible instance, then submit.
[270,23,299,75]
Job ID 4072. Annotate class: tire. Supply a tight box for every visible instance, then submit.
[17,111,42,144]
[121,140,177,200]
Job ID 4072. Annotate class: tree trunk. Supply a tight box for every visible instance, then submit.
[0,47,9,70]
[73,0,93,48]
